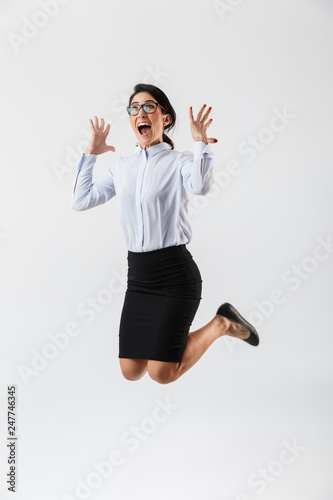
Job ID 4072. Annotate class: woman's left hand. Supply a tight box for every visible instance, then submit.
[189,104,218,144]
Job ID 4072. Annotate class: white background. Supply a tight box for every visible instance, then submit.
[1,0,333,498]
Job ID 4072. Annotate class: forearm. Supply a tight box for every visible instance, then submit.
[72,154,115,211]
[194,138,209,174]
[181,141,214,195]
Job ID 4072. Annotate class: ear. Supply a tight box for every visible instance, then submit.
[163,113,171,127]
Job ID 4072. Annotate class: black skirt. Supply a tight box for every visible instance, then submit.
[118,244,202,362]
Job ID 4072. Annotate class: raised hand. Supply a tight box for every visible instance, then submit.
[189,104,218,144]
[84,116,116,155]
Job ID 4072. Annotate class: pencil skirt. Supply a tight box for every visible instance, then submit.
[118,244,202,362]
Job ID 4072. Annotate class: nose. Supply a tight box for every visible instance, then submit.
[137,107,148,117]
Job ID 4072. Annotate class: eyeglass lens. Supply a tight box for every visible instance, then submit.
[128,103,157,115]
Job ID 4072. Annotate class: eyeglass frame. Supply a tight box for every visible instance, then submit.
[126,101,168,116]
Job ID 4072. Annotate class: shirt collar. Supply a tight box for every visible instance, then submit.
[132,141,172,157]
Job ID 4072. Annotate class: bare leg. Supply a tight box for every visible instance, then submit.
[119,358,148,381]
[147,315,250,384]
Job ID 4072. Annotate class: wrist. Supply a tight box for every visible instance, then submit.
[195,138,208,145]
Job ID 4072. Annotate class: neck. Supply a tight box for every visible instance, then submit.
[141,138,163,150]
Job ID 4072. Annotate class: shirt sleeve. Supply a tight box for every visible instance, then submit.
[180,141,214,195]
[72,154,116,211]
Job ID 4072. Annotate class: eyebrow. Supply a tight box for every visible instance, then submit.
[130,99,155,105]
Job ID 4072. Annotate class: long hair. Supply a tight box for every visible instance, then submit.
[128,83,176,149]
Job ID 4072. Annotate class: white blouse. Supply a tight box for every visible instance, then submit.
[72,140,214,252]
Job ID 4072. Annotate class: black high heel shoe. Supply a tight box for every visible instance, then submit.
[216,302,260,346]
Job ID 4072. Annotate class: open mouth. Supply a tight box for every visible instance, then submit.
[138,123,151,136]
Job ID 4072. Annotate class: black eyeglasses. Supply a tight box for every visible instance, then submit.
[126,101,167,116]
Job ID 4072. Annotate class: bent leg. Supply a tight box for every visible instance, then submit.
[148,315,250,384]
[119,358,148,381]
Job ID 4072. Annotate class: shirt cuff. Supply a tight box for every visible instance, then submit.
[77,153,97,174]
[193,140,214,160]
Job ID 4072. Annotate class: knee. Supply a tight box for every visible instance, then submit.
[119,360,147,381]
[148,362,179,385]
[121,370,144,381]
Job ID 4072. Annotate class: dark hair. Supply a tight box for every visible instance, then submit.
[128,83,176,149]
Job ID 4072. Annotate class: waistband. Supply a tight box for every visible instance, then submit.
[128,244,186,256]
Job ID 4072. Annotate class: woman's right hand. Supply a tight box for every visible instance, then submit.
[84,116,116,155]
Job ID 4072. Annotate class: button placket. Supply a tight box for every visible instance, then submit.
[135,150,148,251]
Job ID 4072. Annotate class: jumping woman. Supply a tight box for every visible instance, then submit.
[72,83,259,385]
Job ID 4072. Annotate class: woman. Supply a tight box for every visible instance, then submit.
[72,83,259,385]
